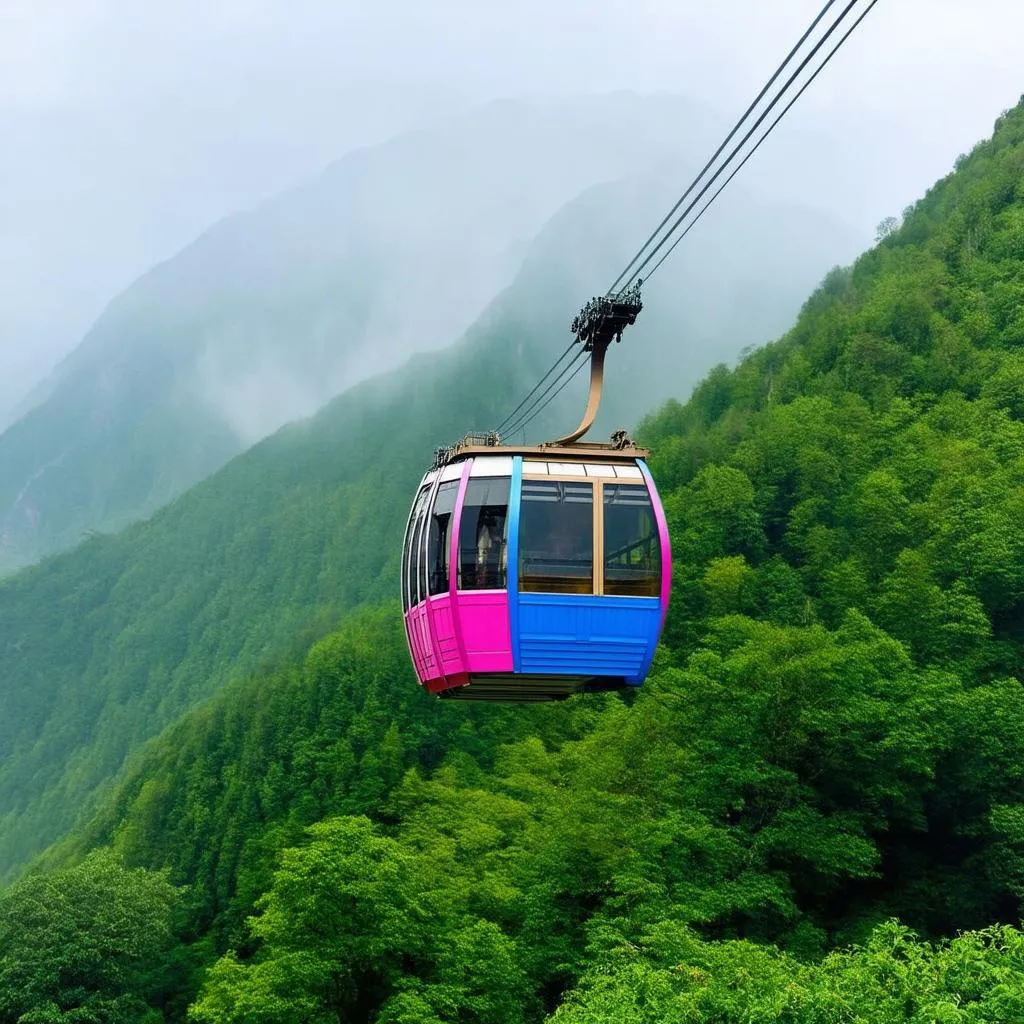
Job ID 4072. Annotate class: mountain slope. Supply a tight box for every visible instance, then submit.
[0,153,859,878]
[30,99,1024,1022]
[0,94,726,575]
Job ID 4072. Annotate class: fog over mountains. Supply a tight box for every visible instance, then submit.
[0,93,864,574]
[3,0,1022,430]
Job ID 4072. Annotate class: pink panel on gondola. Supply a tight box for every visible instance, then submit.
[406,604,435,682]
[458,591,513,673]
[409,605,425,679]
[402,607,417,679]
[406,458,514,689]
[422,596,447,682]
[427,594,464,678]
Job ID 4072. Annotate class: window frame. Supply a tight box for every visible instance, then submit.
[601,481,661,598]
[519,462,658,597]
[517,477,596,595]
[456,475,511,592]
[401,484,430,611]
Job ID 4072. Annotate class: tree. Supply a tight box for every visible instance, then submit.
[875,215,900,242]
[0,850,179,1023]
[549,920,1024,1023]
[190,816,530,1024]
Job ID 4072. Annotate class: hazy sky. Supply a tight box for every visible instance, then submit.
[2,0,1022,412]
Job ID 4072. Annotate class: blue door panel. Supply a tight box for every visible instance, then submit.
[516,593,661,684]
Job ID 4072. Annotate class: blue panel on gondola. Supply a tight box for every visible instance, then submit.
[507,456,524,672]
[516,593,661,685]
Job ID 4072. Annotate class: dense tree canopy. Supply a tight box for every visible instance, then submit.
[0,851,179,1023]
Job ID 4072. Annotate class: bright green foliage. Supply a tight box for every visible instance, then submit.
[0,850,179,1023]
[551,921,1024,1023]
[190,816,529,1024]
[54,599,1013,1019]
[191,817,426,1024]
[44,608,588,951]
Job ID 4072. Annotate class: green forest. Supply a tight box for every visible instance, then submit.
[2,99,1024,1022]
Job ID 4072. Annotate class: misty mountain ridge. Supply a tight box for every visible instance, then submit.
[3,92,715,573]
[10,92,724,426]
[0,92,863,576]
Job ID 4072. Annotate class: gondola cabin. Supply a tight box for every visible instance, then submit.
[401,441,671,701]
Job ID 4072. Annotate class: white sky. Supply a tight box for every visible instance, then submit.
[1,0,1022,409]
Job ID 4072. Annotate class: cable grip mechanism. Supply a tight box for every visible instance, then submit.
[569,279,643,352]
[547,281,643,446]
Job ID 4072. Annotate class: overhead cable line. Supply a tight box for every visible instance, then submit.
[500,348,590,439]
[491,0,879,441]
[640,0,881,286]
[494,340,578,438]
[614,0,867,293]
[606,0,841,296]
[509,353,591,439]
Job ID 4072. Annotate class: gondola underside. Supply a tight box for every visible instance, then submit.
[434,673,628,702]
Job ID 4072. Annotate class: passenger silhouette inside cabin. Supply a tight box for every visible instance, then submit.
[475,512,507,588]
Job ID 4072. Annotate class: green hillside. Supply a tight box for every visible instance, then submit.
[0,180,627,878]
[5,100,1024,1022]
[0,273,544,880]
[0,163,858,879]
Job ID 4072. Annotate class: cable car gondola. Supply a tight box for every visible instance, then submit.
[401,0,879,700]
[401,286,671,701]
